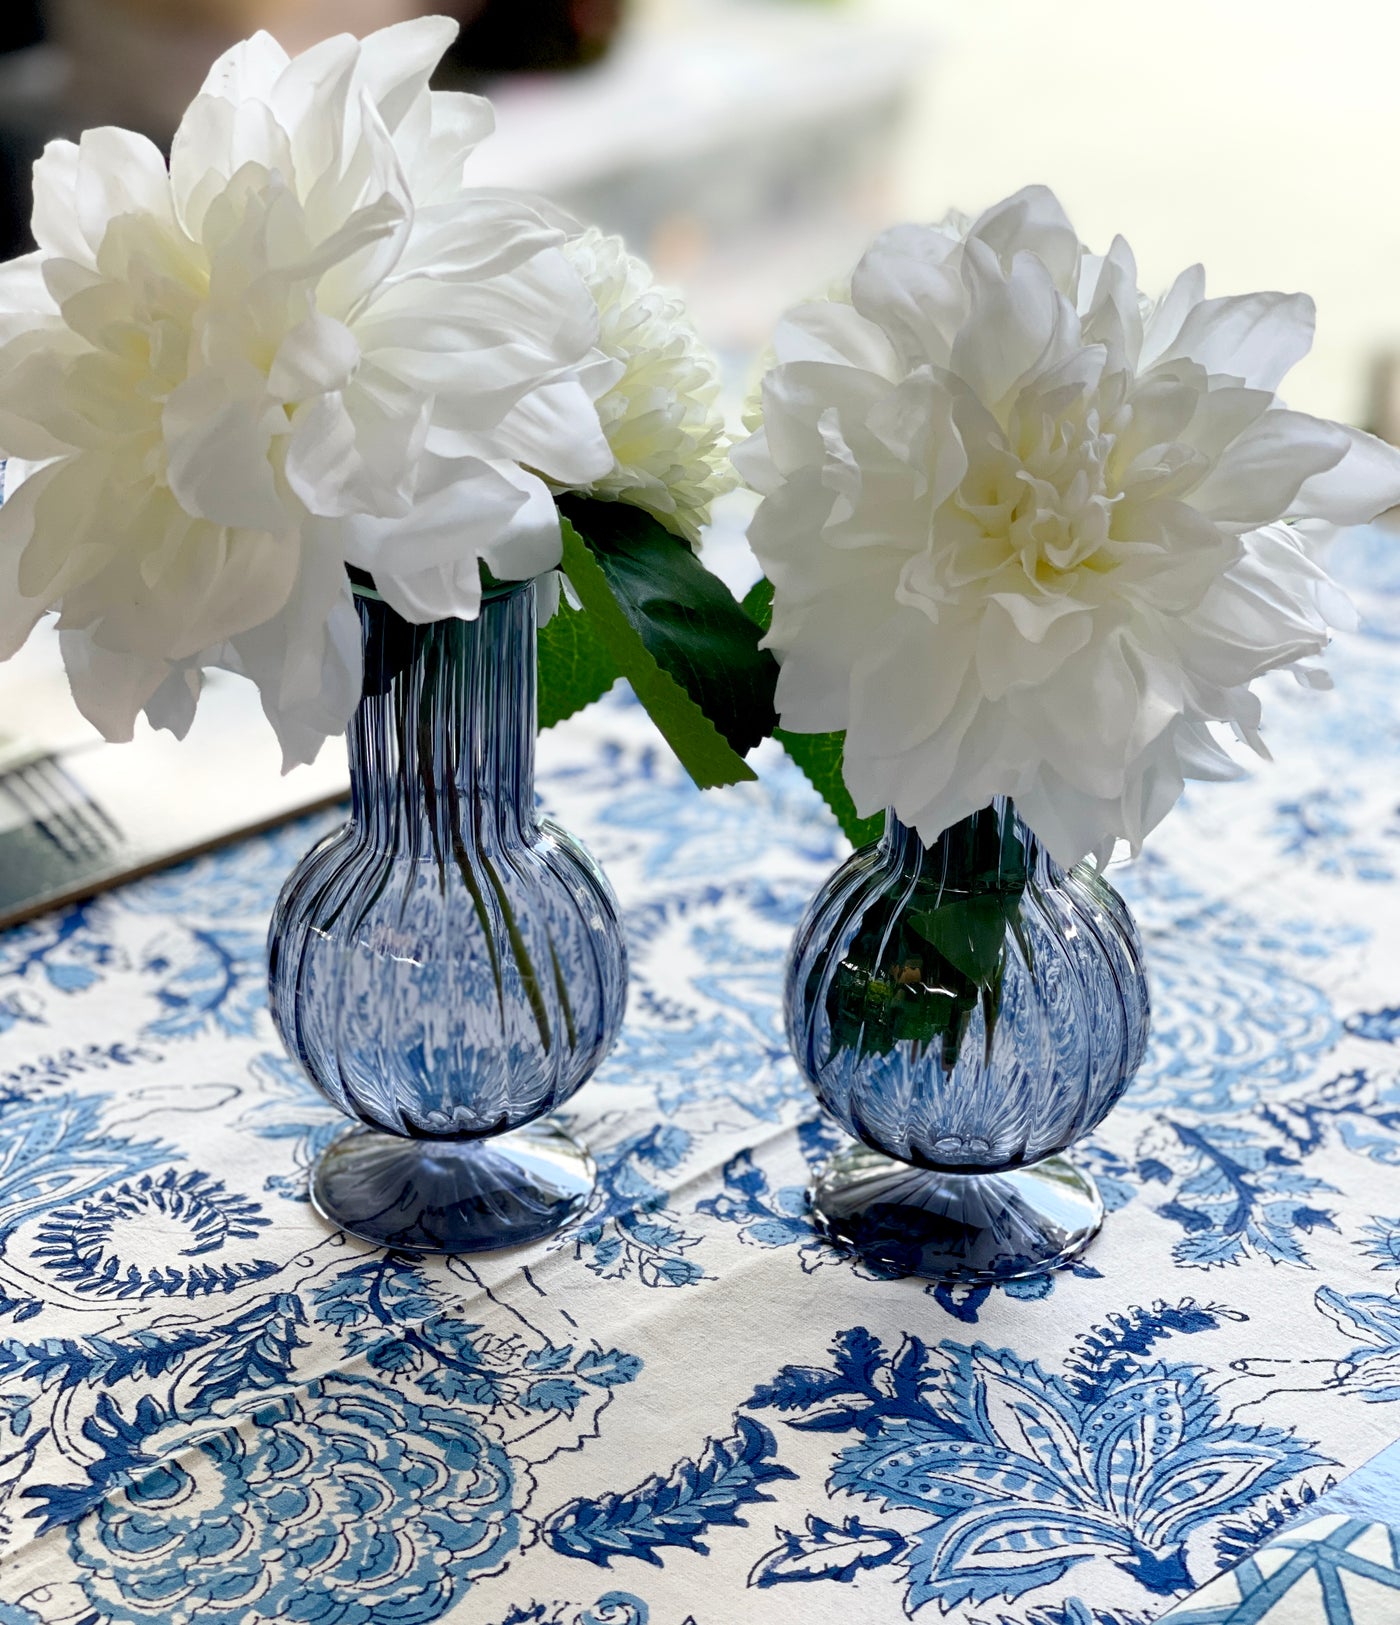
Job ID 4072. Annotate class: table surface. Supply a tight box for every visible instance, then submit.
[4,528,1400,1625]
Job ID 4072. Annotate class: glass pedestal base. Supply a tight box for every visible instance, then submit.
[808,1144,1104,1284]
[311,1120,595,1254]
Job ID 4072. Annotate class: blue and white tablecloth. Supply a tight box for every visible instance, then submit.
[4,528,1400,1625]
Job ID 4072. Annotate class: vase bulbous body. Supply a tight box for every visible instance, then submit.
[267,581,627,1252]
[787,800,1149,1282]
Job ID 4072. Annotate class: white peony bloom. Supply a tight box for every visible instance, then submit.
[560,228,732,547]
[0,17,617,763]
[736,186,1400,866]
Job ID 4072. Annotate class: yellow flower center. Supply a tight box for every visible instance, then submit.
[946,386,1124,601]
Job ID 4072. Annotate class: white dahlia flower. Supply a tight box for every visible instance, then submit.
[736,186,1400,866]
[560,228,732,546]
[0,17,617,763]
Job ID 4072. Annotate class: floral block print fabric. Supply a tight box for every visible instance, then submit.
[5,525,1400,1624]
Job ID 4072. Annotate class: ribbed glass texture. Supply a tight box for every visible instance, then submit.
[787,800,1150,1175]
[267,582,627,1141]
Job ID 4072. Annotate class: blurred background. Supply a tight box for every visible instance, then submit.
[2,0,1399,921]
[2,0,1399,426]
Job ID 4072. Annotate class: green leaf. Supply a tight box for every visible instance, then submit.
[824,903,993,1066]
[906,896,1014,987]
[823,898,984,1063]
[820,808,1032,1065]
[739,577,773,625]
[904,816,1028,986]
[742,576,882,849]
[774,729,884,850]
[558,517,757,790]
[537,592,620,730]
[739,577,774,627]
[560,496,779,754]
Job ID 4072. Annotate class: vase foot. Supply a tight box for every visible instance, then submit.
[808,1144,1104,1284]
[310,1120,595,1253]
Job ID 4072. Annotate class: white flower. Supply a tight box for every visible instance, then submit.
[736,186,1400,867]
[0,17,615,763]
[559,228,732,546]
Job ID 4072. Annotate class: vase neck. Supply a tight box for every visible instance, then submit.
[349,583,537,849]
[880,799,1046,889]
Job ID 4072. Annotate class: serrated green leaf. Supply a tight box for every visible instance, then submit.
[742,576,883,848]
[537,593,620,730]
[561,496,778,754]
[559,518,756,790]
[774,729,884,849]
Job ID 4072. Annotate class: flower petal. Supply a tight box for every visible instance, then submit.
[1138,263,1206,368]
[975,597,1093,702]
[355,16,461,137]
[58,629,174,742]
[268,312,361,401]
[1188,408,1349,528]
[344,452,534,613]
[1291,423,1400,525]
[1149,290,1315,392]
[478,463,563,583]
[268,31,361,192]
[0,461,68,656]
[772,297,901,378]
[387,196,560,286]
[143,665,203,739]
[488,378,615,487]
[851,223,964,372]
[12,454,117,604]
[951,242,1067,410]
[163,364,286,533]
[29,142,89,264]
[224,531,361,765]
[75,127,176,254]
[0,331,96,458]
[968,184,1081,292]
[197,29,290,103]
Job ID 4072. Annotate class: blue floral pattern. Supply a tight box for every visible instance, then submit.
[742,1305,1324,1612]
[71,1375,519,1625]
[33,1169,276,1299]
[0,903,123,1033]
[1124,902,1351,1114]
[544,1417,796,1565]
[489,1593,656,1625]
[5,528,1400,1621]
[1268,788,1399,882]
[566,1124,707,1287]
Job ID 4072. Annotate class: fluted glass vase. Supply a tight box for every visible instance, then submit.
[267,580,627,1253]
[787,799,1149,1283]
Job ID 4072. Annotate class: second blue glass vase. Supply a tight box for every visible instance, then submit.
[787,800,1150,1282]
[267,580,627,1253]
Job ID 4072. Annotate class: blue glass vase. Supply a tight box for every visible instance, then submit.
[267,581,627,1252]
[787,800,1149,1282]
